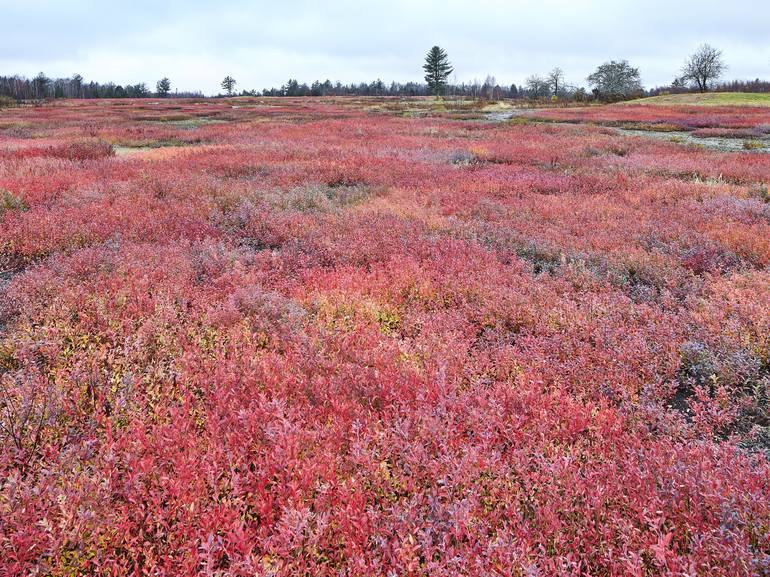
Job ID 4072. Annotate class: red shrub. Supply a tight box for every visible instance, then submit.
[0,97,769,576]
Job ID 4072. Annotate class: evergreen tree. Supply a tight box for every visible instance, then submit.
[133,83,150,97]
[221,76,237,96]
[71,74,84,98]
[283,79,300,96]
[33,72,50,98]
[156,77,171,97]
[423,46,453,96]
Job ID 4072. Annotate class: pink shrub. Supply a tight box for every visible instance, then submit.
[0,98,769,576]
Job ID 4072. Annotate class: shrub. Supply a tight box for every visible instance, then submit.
[0,189,27,215]
[449,150,481,166]
[0,371,62,474]
[743,140,765,151]
[679,341,717,386]
[54,140,115,161]
[750,184,770,203]
[680,242,741,275]
[268,184,373,212]
[13,140,116,161]
[2,95,770,576]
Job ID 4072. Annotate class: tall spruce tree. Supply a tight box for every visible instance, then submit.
[423,46,453,97]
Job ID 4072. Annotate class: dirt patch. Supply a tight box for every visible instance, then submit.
[484,109,535,123]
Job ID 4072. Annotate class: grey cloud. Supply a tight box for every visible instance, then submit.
[1,0,768,94]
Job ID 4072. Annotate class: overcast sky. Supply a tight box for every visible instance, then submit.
[2,0,768,94]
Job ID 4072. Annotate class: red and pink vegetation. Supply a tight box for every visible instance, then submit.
[530,103,770,133]
[1,97,769,576]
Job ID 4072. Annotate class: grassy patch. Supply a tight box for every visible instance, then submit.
[743,140,767,151]
[112,138,203,154]
[0,189,28,214]
[267,183,377,212]
[131,115,227,128]
[160,117,227,129]
[627,92,770,107]
[613,121,685,132]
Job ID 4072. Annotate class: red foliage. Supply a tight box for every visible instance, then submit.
[0,98,769,576]
[530,103,770,131]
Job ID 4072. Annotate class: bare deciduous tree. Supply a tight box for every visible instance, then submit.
[525,75,551,99]
[482,75,501,100]
[682,44,726,93]
[547,67,564,97]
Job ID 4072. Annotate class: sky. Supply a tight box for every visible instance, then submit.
[1,0,768,94]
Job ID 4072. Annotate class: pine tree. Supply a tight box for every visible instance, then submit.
[33,72,50,99]
[423,46,453,97]
[71,74,84,98]
[221,76,237,96]
[156,77,171,97]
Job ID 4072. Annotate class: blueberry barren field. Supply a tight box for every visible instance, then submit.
[1,96,770,575]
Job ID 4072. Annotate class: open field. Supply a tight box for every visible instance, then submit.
[629,92,770,107]
[1,97,770,575]
[524,101,770,149]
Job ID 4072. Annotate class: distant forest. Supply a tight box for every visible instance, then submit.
[1,72,769,102]
[0,73,203,101]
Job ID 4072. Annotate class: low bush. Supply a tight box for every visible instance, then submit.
[750,184,770,203]
[52,140,115,160]
[0,189,27,214]
[0,95,769,576]
[743,139,766,151]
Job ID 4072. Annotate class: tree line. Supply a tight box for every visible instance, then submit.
[2,44,766,104]
[415,43,755,102]
[232,44,764,102]
[248,78,526,99]
[0,73,202,101]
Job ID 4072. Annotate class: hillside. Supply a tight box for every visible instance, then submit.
[628,92,770,106]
